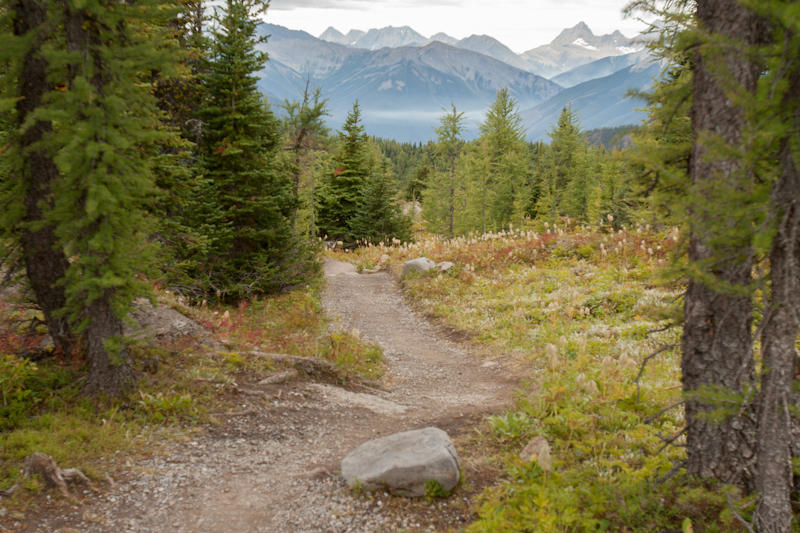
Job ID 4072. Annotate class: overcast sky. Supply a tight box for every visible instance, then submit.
[266,0,649,53]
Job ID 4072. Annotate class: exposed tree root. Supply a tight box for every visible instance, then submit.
[0,452,92,501]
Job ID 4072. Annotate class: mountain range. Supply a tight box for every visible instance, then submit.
[257,22,660,142]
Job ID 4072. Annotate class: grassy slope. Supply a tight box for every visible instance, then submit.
[335,222,765,532]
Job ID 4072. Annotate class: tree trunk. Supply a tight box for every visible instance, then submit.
[13,0,77,356]
[754,62,800,533]
[683,0,765,490]
[84,299,134,395]
[63,3,135,395]
[448,154,455,237]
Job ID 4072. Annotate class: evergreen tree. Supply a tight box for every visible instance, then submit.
[628,2,800,528]
[281,80,329,224]
[150,1,208,293]
[316,101,370,243]
[539,105,591,220]
[437,104,465,236]
[423,104,465,236]
[479,88,530,229]
[406,155,432,203]
[191,0,312,301]
[561,145,593,222]
[590,154,634,228]
[627,61,692,227]
[460,140,493,234]
[1,0,76,358]
[1,0,180,394]
[350,159,412,245]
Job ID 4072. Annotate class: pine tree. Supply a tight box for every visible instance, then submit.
[316,101,370,243]
[627,61,692,227]
[2,0,180,394]
[150,1,208,294]
[192,0,311,301]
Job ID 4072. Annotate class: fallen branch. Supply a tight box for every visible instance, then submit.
[210,409,258,417]
[258,369,299,385]
[233,386,269,398]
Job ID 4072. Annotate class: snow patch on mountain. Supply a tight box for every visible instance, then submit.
[572,38,597,50]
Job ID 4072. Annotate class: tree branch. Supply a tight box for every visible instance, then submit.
[634,343,679,400]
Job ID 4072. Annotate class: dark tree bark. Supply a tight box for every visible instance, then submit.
[84,299,134,395]
[754,60,800,533]
[12,0,77,356]
[683,0,766,489]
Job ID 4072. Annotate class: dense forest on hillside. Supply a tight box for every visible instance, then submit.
[1,0,799,531]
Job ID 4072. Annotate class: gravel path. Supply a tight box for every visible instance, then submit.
[18,260,516,533]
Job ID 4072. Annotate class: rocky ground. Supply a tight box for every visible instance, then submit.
[10,260,518,533]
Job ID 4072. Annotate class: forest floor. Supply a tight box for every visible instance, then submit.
[14,259,519,533]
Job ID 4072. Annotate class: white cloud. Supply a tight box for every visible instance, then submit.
[265,0,647,53]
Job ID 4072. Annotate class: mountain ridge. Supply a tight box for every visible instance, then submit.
[260,22,658,142]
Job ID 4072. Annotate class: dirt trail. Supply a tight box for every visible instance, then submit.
[22,260,516,533]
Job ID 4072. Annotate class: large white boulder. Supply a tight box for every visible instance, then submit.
[341,427,460,497]
[402,257,436,277]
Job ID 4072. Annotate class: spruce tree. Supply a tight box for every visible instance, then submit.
[350,159,412,245]
[316,101,370,243]
[192,0,310,301]
[540,105,590,220]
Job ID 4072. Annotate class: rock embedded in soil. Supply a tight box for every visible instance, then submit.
[402,257,436,277]
[341,427,460,497]
[520,436,552,472]
[436,261,455,272]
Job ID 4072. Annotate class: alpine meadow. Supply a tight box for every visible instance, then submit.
[0,0,798,532]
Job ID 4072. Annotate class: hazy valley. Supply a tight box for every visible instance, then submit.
[257,21,658,141]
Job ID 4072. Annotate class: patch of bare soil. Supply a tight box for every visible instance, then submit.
[13,259,517,533]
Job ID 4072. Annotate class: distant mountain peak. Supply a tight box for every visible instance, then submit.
[552,21,595,46]
[430,32,458,45]
[321,26,343,37]
[352,25,428,50]
[574,21,591,32]
[320,26,345,40]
